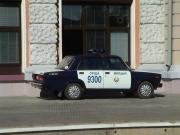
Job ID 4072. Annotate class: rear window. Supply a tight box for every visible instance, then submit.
[57,56,75,70]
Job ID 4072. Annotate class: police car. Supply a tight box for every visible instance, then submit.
[32,49,162,100]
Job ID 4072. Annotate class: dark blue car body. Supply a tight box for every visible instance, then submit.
[32,55,162,99]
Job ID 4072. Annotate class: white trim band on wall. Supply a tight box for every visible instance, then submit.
[21,0,27,73]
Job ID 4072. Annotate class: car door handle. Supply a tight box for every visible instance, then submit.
[79,72,84,74]
[105,72,110,74]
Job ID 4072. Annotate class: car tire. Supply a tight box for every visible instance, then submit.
[64,83,83,100]
[137,81,154,99]
[40,89,56,99]
[40,90,47,98]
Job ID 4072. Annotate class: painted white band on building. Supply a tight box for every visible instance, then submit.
[0,122,180,134]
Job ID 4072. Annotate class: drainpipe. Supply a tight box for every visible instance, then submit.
[167,0,172,71]
[57,0,63,64]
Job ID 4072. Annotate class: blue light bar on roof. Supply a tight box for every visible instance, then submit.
[88,49,106,54]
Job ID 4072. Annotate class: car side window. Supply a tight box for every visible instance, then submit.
[78,57,103,70]
[104,57,128,70]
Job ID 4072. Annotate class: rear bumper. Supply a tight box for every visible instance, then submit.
[158,83,163,88]
[31,82,43,89]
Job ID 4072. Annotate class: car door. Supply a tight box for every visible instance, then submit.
[103,57,131,89]
[77,57,104,89]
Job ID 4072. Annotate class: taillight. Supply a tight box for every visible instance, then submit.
[155,75,161,79]
[35,75,44,81]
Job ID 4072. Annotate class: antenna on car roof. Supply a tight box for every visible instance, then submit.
[88,49,106,55]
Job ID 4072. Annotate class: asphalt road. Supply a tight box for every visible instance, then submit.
[0,93,180,128]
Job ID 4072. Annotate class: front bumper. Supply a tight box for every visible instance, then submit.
[31,82,43,89]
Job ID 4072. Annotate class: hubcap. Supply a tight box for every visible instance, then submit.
[140,84,152,97]
[68,85,80,98]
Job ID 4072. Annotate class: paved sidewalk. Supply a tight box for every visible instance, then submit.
[0,93,179,129]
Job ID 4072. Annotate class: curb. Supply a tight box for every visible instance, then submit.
[0,122,180,134]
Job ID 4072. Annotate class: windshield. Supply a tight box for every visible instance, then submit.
[57,56,75,70]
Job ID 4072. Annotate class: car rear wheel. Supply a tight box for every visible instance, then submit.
[40,89,56,99]
[137,81,154,99]
[64,83,83,100]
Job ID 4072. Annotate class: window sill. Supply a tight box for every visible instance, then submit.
[0,74,25,83]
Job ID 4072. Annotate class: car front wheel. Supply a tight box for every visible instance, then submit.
[137,81,154,99]
[64,83,83,100]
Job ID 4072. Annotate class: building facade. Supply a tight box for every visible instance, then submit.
[0,0,179,96]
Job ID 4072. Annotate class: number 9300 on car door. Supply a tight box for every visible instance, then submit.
[77,56,131,90]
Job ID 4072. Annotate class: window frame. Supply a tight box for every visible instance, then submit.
[63,0,132,5]
[62,2,131,65]
[0,1,21,75]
